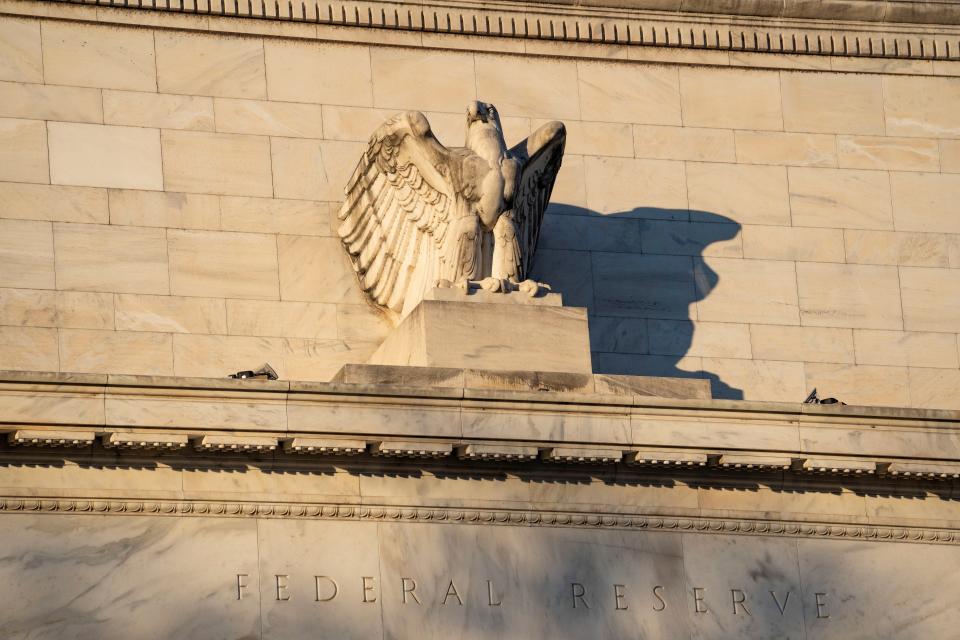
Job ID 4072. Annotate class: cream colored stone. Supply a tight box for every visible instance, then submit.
[0,182,107,224]
[547,154,586,207]
[632,125,735,162]
[884,76,960,138]
[55,291,115,330]
[108,189,220,230]
[578,61,680,125]
[0,80,101,123]
[172,334,287,378]
[42,21,155,91]
[695,257,799,325]
[226,299,337,339]
[475,54,579,120]
[48,122,162,191]
[899,267,960,332]
[940,139,960,173]
[115,294,227,334]
[320,106,393,142]
[271,138,364,201]
[103,90,215,131]
[0,118,47,183]
[0,326,58,371]
[220,196,330,236]
[336,304,391,342]
[0,17,41,83]
[843,230,949,267]
[950,235,960,268]
[750,325,855,363]
[168,229,279,299]
[797,263,902,330]
[60,329,173,376]
[214,98,324,138]
[648,319,751,359]
[592,253,693,320]
[278,235,363,304]
[284,337,378,381]
[162,130,272,197]
[265,39,372,106]
[804,363,910,407]
[782,72,884,135]
[583,157,686,215]
[54,222,169,294]
[372,48,476,113]
[837,135,939,172]
[734,131,836,167]
[679,67,782,130]
[686,163,790,225]
[0,288,113,330]
[789,167,893,230]
[741,225,845,262]
[538,119,632,158]
[909,368,960,410]
[854,330,959,369]
[0,219,53,289]
[890,172,960,233]
[701,357,806,402]
[156,31,266,99]
[638,220,742,258]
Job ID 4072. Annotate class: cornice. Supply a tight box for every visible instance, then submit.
[2,496,957,544]
[14,0,960,67]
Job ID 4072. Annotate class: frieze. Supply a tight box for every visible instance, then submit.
[1,496,957,545]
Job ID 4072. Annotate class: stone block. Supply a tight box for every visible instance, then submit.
[890,172,960,233]
[950,235,960,268]
[336,304,391,342]
[940,139,960,173]
[220,196,331,236]
[162,130,272,197]
[321,105,393,142]
[0,182,107,224]
[168,229,279,299]
[42,21,155,91]
[592,252,694,319]
[539,212,642,253]
[270,138,363,201]
[909,368,960,410]
[48,122,162,191]
[633,124,735,162]
[584,157,686,215]
[476,54,579,120]
[639,219,743,258]
[0,289,114,331]
[156,31,266,99]
[0,80,101,123]
[372,48,476,112]
[0,326,58,371]
[529,248,593,308]
[797,262,902,330]
[734,131,837,167]
[265,39,372,106]
[648,319,752,359]
[741,225,845,262]
[0,219,53,289]
[884,75,960,138]
[59,329,174,376]
[588,316,648,355]
[277,235,365,304]
[331,362,465,388]
[283,337,378,381]
[0,117,46,183]
[103,90,215,131]
[844,229,949,267]
[370,298,592,374]
[686,162,790,226]
[226,299,337,339]
[0,17,41,83]
[213,97,324,138]
[54,222,168,294]
[750,325,855,364]
[695,257,799,325]
[595,373,710,399]
[171,333,286,378]
[804,363,910,407]
[115,293,227,334]
[679,67,782,130]
[789,167,893,230]
[108,189,220,230]
[578,61,680,125]
[542,119,632,158]
[781,71,884,134]
[837,135,939,172]
[899,267,960,332]
[854,330,959,369]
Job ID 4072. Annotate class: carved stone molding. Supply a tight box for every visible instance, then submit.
[32,0,960,63]
[1,496,957,545]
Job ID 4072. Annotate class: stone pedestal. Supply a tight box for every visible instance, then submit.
[369,288,593,374]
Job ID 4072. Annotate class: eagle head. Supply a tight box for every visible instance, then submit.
[466,101,503,131]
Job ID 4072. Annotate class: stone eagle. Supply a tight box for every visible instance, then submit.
[337,101,566,322]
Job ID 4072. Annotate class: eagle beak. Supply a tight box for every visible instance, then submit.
[466,101,487,125]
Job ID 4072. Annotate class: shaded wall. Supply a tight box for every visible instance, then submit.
[1,12,960,407]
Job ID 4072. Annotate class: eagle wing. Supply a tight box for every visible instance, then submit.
[337,111,462,318]
[508,121,566,280]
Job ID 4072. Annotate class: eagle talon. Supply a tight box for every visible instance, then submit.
[517,279,541,297]
[478,277,504,293]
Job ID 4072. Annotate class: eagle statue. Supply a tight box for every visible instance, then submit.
[337,101,566,323]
